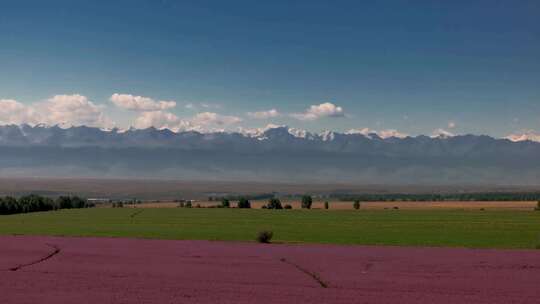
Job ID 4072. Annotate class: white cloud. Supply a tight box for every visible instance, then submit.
[0,99,40,125]
[191,112,242,126]
[0,95,113,128]
[110,93,176,111]
[44,94,113,128]
[201,103,221,109]
[291,102,345,121]
[133,111,241,132]
[237,124,284,137]
[185,102,221,110]
[448,121,456,129]
[346,128,408,139]
[377,129,408,139]
[505,130,540,142]
[247,109,280,119]
[134,111,184,130]
[431,128,454,138]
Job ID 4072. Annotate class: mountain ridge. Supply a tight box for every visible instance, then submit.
[0,124,536,148]
[0,124,539,185]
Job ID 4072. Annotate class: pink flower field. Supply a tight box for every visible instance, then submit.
[1,236,539,303]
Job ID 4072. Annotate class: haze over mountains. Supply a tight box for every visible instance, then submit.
[0,124,539,185]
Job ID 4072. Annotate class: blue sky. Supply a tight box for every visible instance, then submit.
[0,0,539,138]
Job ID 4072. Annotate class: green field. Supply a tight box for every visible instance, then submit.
[1,208,540,249]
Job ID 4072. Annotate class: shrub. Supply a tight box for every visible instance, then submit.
[266,198,283,209]
[284,204,292,209]
[324,201,329,209]
[301,195,313,209]
[535,201,540,211]
[221,198,230,208]
[393,206,399,210]
[256,230,273,243]
[185,201,192,208]
[353,200,361,210]
[237,198,251,209]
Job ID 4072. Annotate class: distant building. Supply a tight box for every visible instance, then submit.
[87,198,111,204]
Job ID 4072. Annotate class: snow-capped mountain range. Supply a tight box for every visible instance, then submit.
[0,124,534,147]
[0,124,539,185]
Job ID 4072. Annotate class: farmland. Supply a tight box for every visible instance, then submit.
[1,207,540,249]
[3,200,540,303]
[3,235,540,304]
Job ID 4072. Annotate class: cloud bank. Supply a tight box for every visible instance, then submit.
[346,128,408,139]
[2,93,536,140]
[247,109,280,119]
[0,95,112,128]
[291,102,345,121]
[505,130,540,142]
[134,111,242,132]
[110,93,176,111]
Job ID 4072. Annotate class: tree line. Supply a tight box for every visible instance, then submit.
[208,193,276,202]
[218,195,313,209]
[335,192,540,202]
[0,195,94,215]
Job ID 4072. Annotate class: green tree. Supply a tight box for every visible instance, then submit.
[19,195,53,213]
[301,195,313,209]
[266,198,283,209]
[221,198,230,208]
[0,197,6,215]
[57,196,73,209]
[3,197,19,214]
[237,198,251,209]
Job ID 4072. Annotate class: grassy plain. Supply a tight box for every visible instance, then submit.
[1,208,540,249]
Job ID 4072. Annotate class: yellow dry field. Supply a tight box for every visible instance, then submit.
[124,200,538,210]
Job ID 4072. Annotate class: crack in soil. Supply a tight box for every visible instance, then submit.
[9,243,61,272]
[362,263,373,274]
[279,258,328,288]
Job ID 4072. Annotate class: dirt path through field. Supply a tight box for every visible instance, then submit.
[1,236,539,303]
